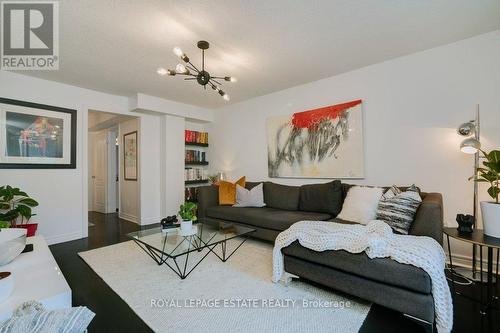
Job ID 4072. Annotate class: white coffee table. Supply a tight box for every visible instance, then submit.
[0,236,72,321]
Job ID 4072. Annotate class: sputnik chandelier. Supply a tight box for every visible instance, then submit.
[157,40,236,101]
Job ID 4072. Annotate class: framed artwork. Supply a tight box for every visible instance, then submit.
[0,97,77,169]
[267,100,364,178]
[123,131,138,181]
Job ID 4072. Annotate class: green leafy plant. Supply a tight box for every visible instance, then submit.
[0,221,10,228]
[0,185,39,226]
[470,150,500,204]
[178,202,197,221]
[207,174,219,184]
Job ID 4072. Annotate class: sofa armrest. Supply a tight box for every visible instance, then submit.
[197,185,219,219]
[409,193,444,245]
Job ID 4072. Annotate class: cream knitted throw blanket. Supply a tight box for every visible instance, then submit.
[272,220,452,333]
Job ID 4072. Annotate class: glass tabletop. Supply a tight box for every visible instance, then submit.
[127,222,256,258]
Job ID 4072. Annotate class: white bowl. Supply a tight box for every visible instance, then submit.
[0,228,27,266]
[0,272,14,303]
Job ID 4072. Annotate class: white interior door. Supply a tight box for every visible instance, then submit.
[92,131,107,213]
[106,130,118,213]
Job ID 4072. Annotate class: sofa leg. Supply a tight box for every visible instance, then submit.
[403,313,433,333]
[282,272,299,286]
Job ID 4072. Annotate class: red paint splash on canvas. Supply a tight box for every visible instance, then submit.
[291,99,362,129]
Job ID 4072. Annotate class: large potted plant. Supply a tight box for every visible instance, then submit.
[0,186,39,237]
[178,202,197,232]
[472,150,500,238]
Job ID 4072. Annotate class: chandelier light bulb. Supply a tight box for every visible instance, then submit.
[157,67,168,76]
[167,69,176,76]
[225,76,237,82]
[223,93,230,101]
[173,47,183,58]
[176,63,187,73]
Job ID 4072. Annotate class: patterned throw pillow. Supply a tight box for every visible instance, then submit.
[376,185,422,234]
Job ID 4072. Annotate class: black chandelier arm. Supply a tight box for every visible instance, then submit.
[185,64,199,74]
[186,61,201,73]
[209,78,222,86]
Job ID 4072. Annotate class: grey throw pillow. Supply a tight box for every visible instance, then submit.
[376,185,422,234]
[233,183,265,207]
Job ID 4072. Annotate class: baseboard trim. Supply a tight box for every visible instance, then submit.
[44,231,84,245]
[448,251,499,271]
[119,212,139,224]
[140,216,161,225]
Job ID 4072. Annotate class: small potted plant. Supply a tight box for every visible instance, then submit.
[0,186,39,237]
[471,150,500,238]
[178,202,197,232]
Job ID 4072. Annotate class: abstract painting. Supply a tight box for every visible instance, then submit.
[123,131,138,180]
[267,100,364,178]
[0,97,76,169]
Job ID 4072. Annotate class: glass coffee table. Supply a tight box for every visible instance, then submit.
[127,222,255,279]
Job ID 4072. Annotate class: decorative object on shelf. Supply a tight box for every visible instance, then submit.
[267,100,364,178]
[0,185,39,236]
[456,214,474,234]
[0,98,77,169]
[160,216,178,230]
[0,271,14,303]
[0,228,27,266]
[158,41,236,101]
[471,149,500,238]
[123,131,138,181]
[178,202,197,232]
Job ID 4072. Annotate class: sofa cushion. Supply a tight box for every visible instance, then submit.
[219,177,246,205]
[299,180,343,216]
[205,206,331,231]
[263,182,300,211]
[282,240,431,294]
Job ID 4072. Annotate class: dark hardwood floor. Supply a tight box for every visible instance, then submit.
[49,213,499,333]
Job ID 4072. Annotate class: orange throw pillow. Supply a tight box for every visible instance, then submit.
[219,176,246,205]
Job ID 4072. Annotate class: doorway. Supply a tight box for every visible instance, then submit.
[88,111,139,225]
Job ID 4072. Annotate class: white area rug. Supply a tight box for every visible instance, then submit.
[79,238,371,333]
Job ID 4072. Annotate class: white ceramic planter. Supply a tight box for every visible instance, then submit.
[481,201,500,238]
[180,220,193,232]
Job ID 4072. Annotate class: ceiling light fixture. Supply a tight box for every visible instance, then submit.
[158,40,236,101]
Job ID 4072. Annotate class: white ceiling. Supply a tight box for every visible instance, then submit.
[19,0,500,109]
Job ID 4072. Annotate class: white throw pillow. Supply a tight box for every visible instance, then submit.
[337,186,384,224]
[233,183,266,207]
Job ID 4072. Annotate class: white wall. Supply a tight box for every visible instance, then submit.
[0,71,211,244]
[119,118,140,223]
[160,115,185,217]
[210,30,500,263]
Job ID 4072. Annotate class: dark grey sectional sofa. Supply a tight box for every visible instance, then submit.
[198,181,443,333]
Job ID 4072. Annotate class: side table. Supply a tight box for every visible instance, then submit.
[444,227,500,315]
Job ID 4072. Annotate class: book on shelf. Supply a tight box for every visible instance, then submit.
[184,149,207,163]
[185,130,208,144]
[184,167,208,181]
[185,187,200,202]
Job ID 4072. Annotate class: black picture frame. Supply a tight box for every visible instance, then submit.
[123,130,138,181]
[0,97,77,169]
